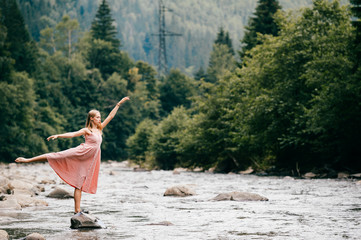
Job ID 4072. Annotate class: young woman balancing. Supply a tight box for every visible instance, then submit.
[15,96,130,214]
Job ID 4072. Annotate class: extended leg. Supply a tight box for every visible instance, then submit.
[74,188,82,213]
[15,154,48,163]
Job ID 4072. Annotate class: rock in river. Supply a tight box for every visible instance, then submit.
[47,187,73,199]
[70,212,106,229]
[23,232,45,240]
[212,191,268,201]
[164,185,196,197]
[0,229,9,239]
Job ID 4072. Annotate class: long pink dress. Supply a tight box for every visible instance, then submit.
[46,132,102,194]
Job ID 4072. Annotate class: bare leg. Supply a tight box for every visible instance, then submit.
[74,188,82,213]
[15,154,48,163]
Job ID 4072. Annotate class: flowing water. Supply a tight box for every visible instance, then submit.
[1,162,360,240]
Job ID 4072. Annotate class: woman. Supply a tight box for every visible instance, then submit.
[15,96,130,214]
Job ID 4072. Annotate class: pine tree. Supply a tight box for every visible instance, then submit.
[214,27,234,55]
[0,0,38,74]
[239,0,281,60]
[87,0,131,79]
[0,13,13,80]
[351,0,361,64]
[90,0,120,48]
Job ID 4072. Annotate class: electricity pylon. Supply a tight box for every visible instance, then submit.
[152,0,181,76]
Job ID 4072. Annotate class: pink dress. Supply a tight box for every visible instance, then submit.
[46,132,102,194]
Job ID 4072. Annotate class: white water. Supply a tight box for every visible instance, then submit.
[1,162,361,239]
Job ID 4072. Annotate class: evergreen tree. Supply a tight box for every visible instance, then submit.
[214,27,234,55]
[90,0,120,48]
[351,0,361,64]
[239,0,281,60]
[0,0,38,74]
[159,69,196,115]
[206,43,236,83]
[0,13,13,80]
[87,0,131,79]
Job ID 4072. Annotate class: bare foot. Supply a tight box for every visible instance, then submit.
[15,157,29,163]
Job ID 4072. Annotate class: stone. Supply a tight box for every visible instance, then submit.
[70,212,105,229]
[350,173,361,178]
[283,176,295,180]
[172,170,180,175]
[0,230,9,240]
[239,167,254,175]
[47,187,73,199]
[304,172,317,178]
[10,195,48,208]
[164,185,196,197]
[212,191,268,201]
[338,172,349,179]
[355,180,361,185]
[24,232,45,240]
[147,221,174,226]
[0,198,21,210]
[0,177,13,195]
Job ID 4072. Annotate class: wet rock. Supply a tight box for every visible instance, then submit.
[164,185,196,197]
[206,167,215,173]
[304,172,317,179]
[10,195,48,208]
[239,167,254,175]
[24,232,45,240]
[9,179,35,192]
[350,173,361,179]
[283,176,295,180]
[70,212,105,229]
[172,170,180,175]
[147,221,174,226]
[0,230,9,240]
[39,179,56,185]
[47,187,73,199]
[355,180,361,185]
[193,167,203,172]
[212,191,268,201]
[0,177,13,195]
[0,198,21,210]
[338,172,349,179]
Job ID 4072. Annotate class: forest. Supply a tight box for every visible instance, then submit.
[16,0,319,73]
[1,0,361,177]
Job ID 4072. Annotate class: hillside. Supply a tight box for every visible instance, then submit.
[18,0,322,73]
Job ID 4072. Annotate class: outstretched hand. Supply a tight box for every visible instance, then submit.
[117,96,130,106]
[47,135,58,141]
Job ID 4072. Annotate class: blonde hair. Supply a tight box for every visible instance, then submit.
[85,110,102,130]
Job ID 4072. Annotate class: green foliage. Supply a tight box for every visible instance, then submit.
[0,72,46,161]
[126,118,155,165]
[215,27,235,55]
[0,0,38,74]
[239,0,282,60]
[206,43,236,83]
[159,69,196,115]
[17,0,317,73]
[149,107,190,170]
[90,0,120,48]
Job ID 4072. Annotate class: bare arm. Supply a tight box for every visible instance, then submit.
[47,128,91,141]
[101,96,130,129]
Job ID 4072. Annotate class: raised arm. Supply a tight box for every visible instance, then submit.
[47,128,91,141]
[101,96,130,129]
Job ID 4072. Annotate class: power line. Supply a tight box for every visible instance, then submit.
[152,0,181,76]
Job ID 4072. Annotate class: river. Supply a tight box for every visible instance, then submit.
[1,162,360,239]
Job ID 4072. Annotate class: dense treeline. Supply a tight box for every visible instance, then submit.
[16,0,317,74]
[1,0,360,176]
[127,0,361,175]
[0,0,166,162]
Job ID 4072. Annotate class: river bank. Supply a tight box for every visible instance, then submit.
[1,161,361,239]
